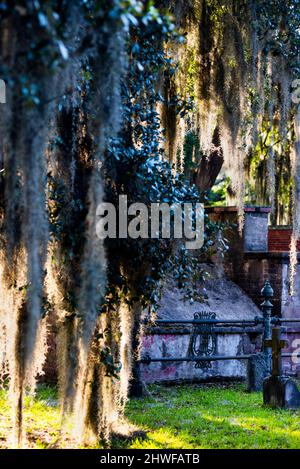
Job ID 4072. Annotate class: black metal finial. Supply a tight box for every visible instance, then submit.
[261,280,274,300]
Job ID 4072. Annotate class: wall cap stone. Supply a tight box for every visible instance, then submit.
[269,226,293,230]
[205,205,271,214]
[244,251,300,260]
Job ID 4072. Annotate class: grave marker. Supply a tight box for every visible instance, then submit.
[264,327,287,376]
[263,327,300,409]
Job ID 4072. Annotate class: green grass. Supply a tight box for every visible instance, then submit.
[0,386,62,449]
[124,383,300,449]
[0,382,300,448]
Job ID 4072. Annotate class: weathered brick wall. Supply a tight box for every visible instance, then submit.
[269,227,300,252]
[228,252,285,315]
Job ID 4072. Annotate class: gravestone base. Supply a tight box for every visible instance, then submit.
[263,375,300,409]
[247,353,269,392]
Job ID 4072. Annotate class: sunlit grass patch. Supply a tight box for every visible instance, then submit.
[0,385,61,448]
[125,383,300,449]
[0,382,300,448]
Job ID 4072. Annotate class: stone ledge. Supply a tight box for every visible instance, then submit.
[145,326,263,335]
[244,251,300,261]
[205,205,271,214]
[269,225,293,230]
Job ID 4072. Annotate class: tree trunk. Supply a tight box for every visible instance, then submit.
[194,126,224,192]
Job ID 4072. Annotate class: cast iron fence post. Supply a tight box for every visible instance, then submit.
[261,280,273,375]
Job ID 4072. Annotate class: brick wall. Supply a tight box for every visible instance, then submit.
[225,252,284,314]
[269,227,300,252]
[205,207,299,316]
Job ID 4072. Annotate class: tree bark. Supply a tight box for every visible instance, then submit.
[194,126,224,192]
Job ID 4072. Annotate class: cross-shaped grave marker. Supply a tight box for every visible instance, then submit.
[264,327,287,376]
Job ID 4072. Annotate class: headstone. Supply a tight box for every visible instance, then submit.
[263,375,300,408]
[247,353,268,392]
[263,327,300,408]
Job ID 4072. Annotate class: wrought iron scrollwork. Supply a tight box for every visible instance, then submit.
[190,311,217,369]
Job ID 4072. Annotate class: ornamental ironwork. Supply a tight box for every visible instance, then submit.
[190,311,217,369]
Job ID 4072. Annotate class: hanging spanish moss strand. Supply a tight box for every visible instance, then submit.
[289,109,300,294]
[46,104,84,422]
[118,302,134,410]
[278,59,292,144]
[267,82,276,216]
[73,29,126,444]
[250,0,259,85]
[0,40,54,450]
[0,2,84,447]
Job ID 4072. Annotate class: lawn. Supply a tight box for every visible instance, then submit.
[0,382,299,449]
[125,383,300,449]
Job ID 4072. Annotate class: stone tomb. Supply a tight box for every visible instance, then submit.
[141,269,263,384]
